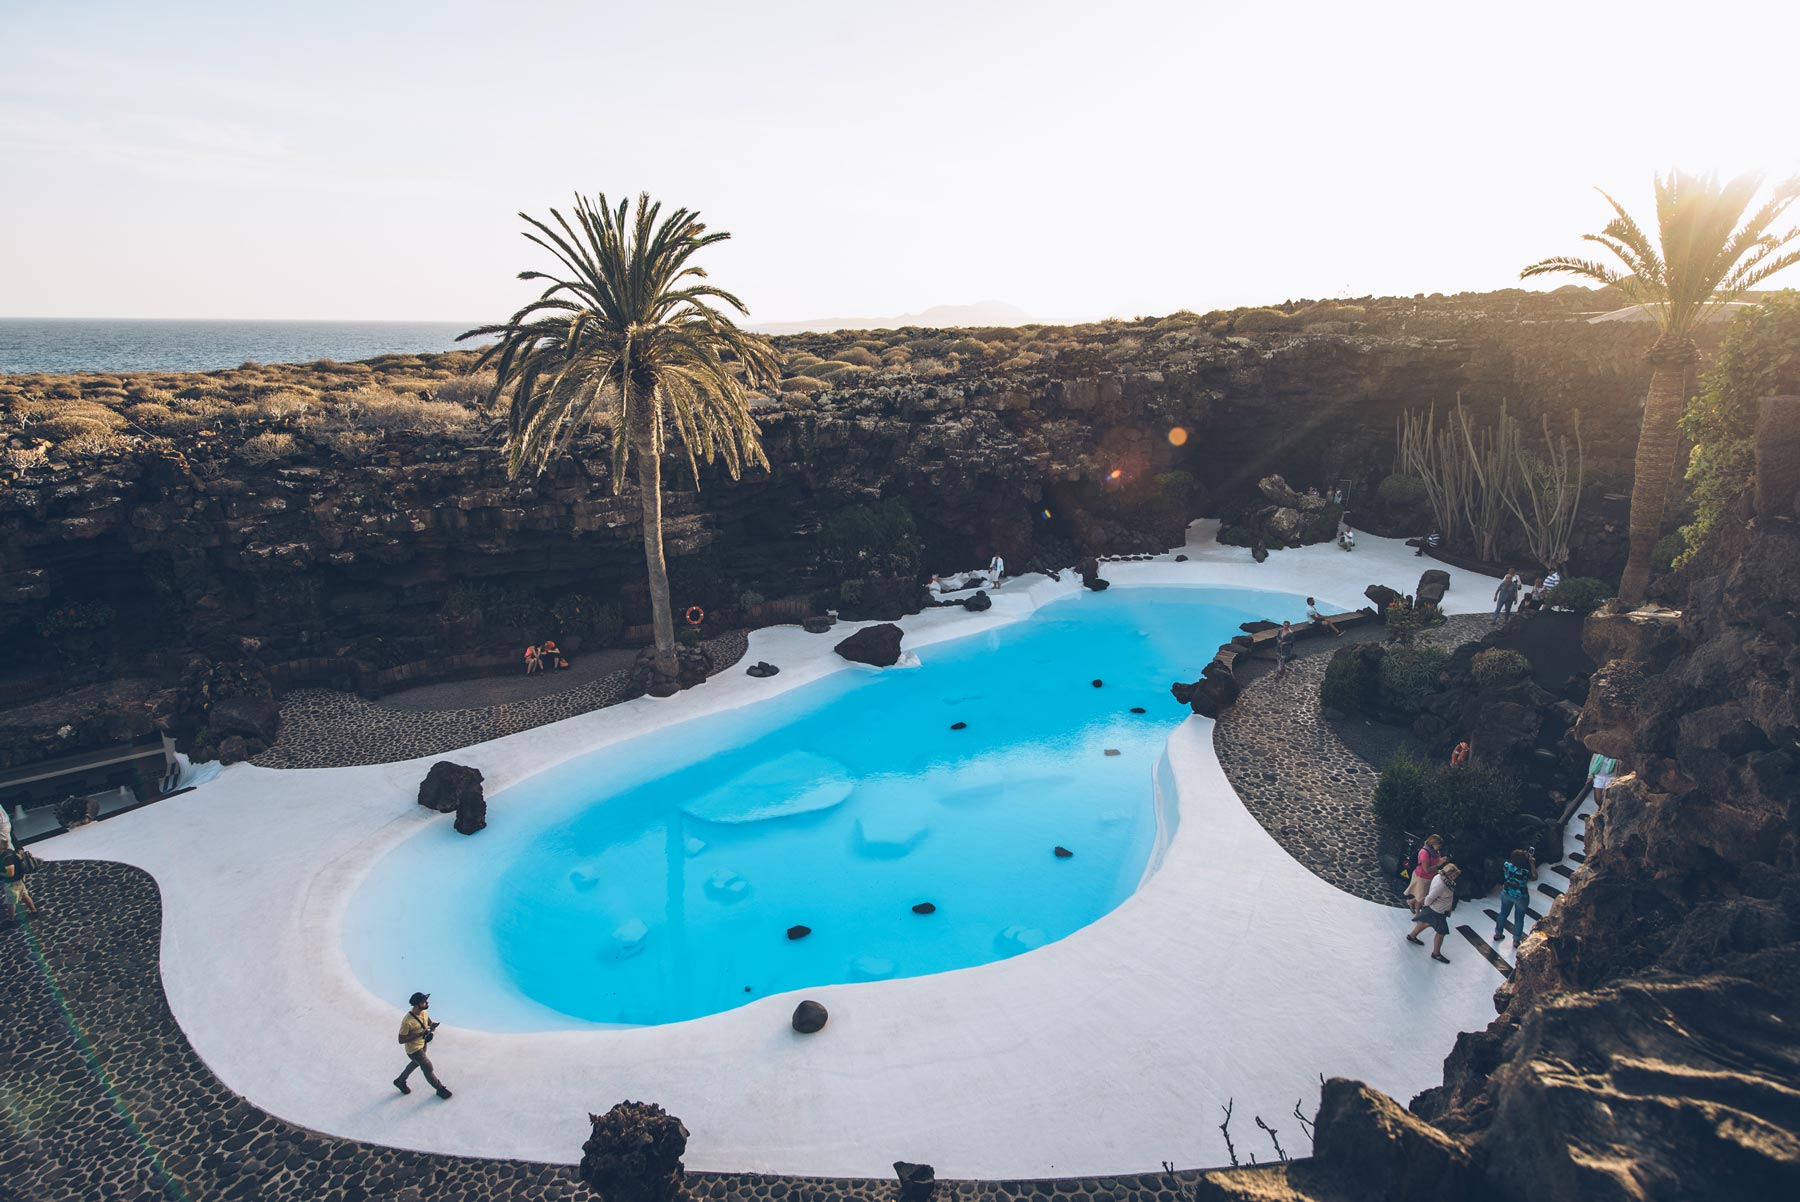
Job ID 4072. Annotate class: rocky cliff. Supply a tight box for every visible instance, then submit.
[1198,396,1800,1201]
[2,296,1655,765]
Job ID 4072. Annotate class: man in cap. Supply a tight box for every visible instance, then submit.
[394,991,452,1098]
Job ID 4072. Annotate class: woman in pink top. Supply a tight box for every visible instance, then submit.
[1405,834,1445,915]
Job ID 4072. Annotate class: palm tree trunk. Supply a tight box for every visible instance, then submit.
[1618,342,1698,606]
[634,427,680,684]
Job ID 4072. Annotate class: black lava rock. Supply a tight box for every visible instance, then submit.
[912,902,936,914]
[1091,679,1104,688]
[1054,846,1074,858]
[746,661,781,678]
[962,590,992,612]
[895,1162,937,1202]
[792,1000,828,1034]
[834,623,904,667]
[786,925,812,941]
[1130,706,1147,714]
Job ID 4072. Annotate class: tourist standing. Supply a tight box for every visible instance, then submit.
[1274,620,1295,673]
[394,991,452,1099]
[1493,571,1520,621]
[1492,848,1537,943]
[2,843,38,918]
[988,553,1005,589]
[1405,834,1445,915]
[1587,750,1620,805]
[1405,863,1460,963]
[1543,566,1563,593]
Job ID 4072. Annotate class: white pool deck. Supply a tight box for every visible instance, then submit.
[42,525,1534,1178]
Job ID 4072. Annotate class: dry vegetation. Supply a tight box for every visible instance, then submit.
[1,287,1644,466]
[0,352,501,464]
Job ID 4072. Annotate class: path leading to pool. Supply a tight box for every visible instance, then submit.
[37,526,1514,1178]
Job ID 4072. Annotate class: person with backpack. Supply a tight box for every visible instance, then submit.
[1404,834,1445,915]
[1405,862,1460,963]
[3,843,39,918]
[393,991,452,1099]
[1493,848,1537,944]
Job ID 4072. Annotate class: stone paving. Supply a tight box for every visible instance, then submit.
[1212,613,1492,905]
[255,631,750,769]
[1,861,1207,1202]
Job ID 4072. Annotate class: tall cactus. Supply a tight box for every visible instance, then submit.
[1502,411,1584,573]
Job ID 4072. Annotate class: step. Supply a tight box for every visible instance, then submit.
[1537,882,1563,900]
[1569,851,1586,864]
[1456,925,1514,978]
[1551,863,1575,879]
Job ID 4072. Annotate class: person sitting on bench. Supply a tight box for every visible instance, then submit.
[1305,597,1343,637]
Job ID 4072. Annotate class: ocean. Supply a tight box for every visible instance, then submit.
[0,319,490,375]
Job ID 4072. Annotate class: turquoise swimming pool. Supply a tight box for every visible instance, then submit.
[345,586,1315,1029]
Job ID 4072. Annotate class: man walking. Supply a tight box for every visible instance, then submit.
[1274,620,1295,673]
[394,991,452,1099]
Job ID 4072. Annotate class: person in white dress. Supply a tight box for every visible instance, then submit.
[988,554,1005,589]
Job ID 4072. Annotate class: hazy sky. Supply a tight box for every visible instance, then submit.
[4,0,1797,324]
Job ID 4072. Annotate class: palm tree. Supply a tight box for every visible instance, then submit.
[462,193,778,686]
[1522,171,1800,605]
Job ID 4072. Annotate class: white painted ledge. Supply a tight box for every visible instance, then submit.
[43,526,1514,1177]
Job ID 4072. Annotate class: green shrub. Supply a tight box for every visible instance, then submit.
[1374,755,1518,843]
[1651,530,1686,572]
[1373,752,1431,832]
[1299,501,1344,544]
[1429,763,1519,843]
[1680,293,1800,564]
[779,376,827,395]
[819,497,923,580]
[551,593,621,642]
[1321,648,1375,713]
[1542,576,1610,615]
[1471,647,1530,686]
[835,346,880,368]
[1377,646,1447,716]
[1385,602,1442,645]
[738,590,766,610]
[1376,473,1428,510]
[677,626,702,648]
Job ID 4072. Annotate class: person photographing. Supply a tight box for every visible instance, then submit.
[393,991,452,1099]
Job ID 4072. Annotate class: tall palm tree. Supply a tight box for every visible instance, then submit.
[462,193,778,686]
[1522,170,1800,605]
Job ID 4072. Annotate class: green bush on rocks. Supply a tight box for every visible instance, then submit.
[1377,646,1448,716]
[1542,576,1611,615]
[1471,647,1530,686]
[1374,752,1519,845]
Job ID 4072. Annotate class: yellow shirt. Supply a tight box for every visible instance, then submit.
[400,1009,431,1055]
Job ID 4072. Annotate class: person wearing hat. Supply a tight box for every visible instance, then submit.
[394,991,452,1098]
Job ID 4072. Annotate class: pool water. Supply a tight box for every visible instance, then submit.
[345,586,1317,1029]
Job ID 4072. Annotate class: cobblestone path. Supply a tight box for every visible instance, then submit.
[1213,614,1492,904]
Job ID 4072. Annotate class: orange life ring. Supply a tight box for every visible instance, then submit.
[685,606,705,626]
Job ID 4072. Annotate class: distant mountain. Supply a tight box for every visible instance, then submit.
[751,300,1033,336]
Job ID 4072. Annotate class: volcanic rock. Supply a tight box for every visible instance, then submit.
[791,1000,828,1033]
[834,623,903,667]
